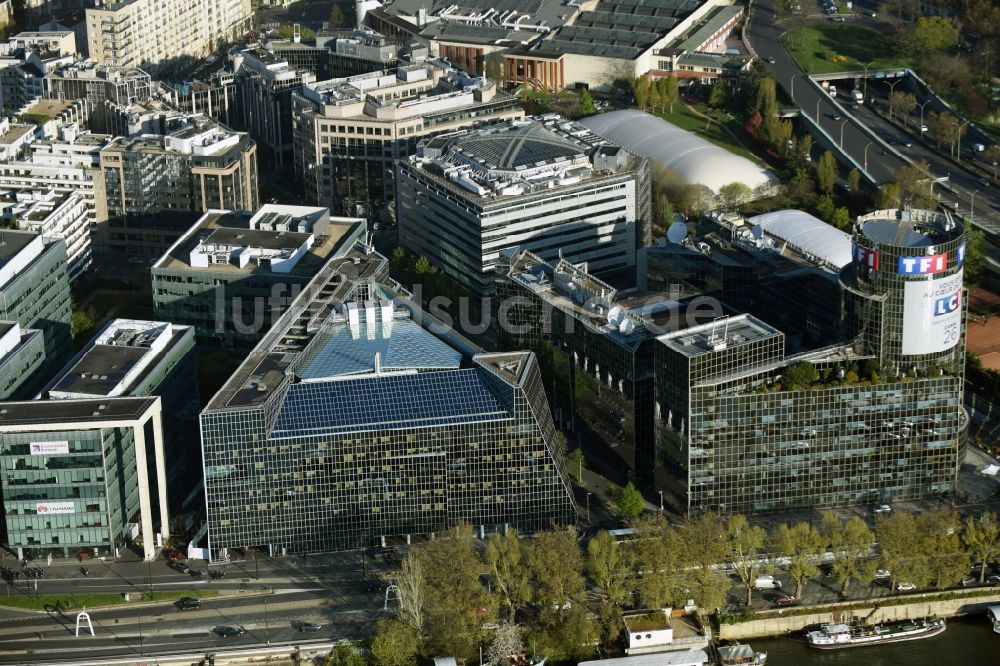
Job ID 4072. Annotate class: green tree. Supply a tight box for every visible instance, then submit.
[526,528,586,614]
[964,512,1000,583]
[921,507,968,589]
[774,522,822,597]
[414,255,433,275]
[634,76,651,110]
[527,605,596,663]
[727,514,767,606]
[484,52,503,82]
[815,151,837,194]
[565,447,584,484]
[895,160,936,208]
[579,88,596,116]
[754,77,778,118]
[717,182,753,211]
[888,91,917,123]
[963,223,985,281]
[708,80,730,108]
[784,361,818,388]
[911,16,959,54]
[654,193,676,236]
[822,512,876,596]
[616,482,644,519]
[831,206,851,230]
[876,511,924,592]
[371,619,421,666]
[329,5,346,29]
[631,514,686,609]
[815,195,836,223]
[847,168,861,192]
[71,305,94,339]
[681,512,730,610]
[875,183,901,209]
[587,530,635,607]
[485,530,530,619]
[663,75,680,113]
[324,644,366,666]
[420,525,491,660]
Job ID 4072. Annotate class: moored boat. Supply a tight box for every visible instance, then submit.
[717,643,767,665]
[805,618,945,649]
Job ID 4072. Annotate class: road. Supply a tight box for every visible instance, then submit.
[746,0,1000,234]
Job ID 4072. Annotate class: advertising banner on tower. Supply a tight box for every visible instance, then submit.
[29,441,69,455]
[902,269,963,355]
[36,502,75,515]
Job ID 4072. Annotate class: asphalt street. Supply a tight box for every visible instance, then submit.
[746,0,1000,234]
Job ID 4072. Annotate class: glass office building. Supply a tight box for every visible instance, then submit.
[655,209,968,515]
[201,244,575,557]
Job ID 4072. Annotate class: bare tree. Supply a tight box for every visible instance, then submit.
[396,553,426,634]
[486,621,524,665]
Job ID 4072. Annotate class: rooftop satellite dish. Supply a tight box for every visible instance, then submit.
[751,224,763,240]
[667,221,688,245]
[619,318,635,335]
[607,305,625,327]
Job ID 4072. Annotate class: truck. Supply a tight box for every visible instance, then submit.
[852,89,863,105]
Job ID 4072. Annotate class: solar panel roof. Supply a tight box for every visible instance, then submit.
[861,218,935,248]
[299,317,462,380]
[270,369,510,437]
[574,10,679,33]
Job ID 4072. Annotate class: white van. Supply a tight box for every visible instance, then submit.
[754,575,782,590]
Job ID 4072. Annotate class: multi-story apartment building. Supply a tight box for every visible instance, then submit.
[233,48,316,168]
[151,205,365,350]
[86,0,252,69]
[654,209,968,515]
[5,31,77,56]
[44,61,152,134]
[99,115,258,245]
[0,188,92,281]
[43,318,199,502]
[0,231,72,374]
[200,240,576,557]
[0,396,168,561]
[0,322,45,400]
[159,71,237,127]
[292,61,523,219]
[398,116,651,296]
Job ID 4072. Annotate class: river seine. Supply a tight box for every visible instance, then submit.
[750,616,1000,665]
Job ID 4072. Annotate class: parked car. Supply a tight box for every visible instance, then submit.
[190,569,206,579]
[215,625,246,638]
[962,576,978,587]
[173,562,191,574]
[830,15,846,21]
[298,622,323,633]
[774,594,797,606]
[988,574,1000,585]
[754,575,782,590]
[176,597,202,610]
[876,569,891,579]
[873,504,892,514]
[896,582,916,592]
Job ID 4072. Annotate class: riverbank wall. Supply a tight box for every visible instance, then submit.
[718,591,1000,640]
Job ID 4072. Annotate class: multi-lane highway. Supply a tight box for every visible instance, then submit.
[745,0,1000,234]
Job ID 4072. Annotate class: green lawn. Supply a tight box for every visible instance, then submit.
[653,105,764,165]
[0,589,218,611]
[781,24,910,74]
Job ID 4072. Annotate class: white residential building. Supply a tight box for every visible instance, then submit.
[0,188,93,281]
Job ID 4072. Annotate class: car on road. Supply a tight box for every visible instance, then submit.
[173,562,191,574]
[868,11,877,17]
[767,56,775,64]
[176,597,202,610]
[988,574,1000,585]
[830,15,846,21]
[978,177,991,187]
[903,139,913,147]
[215,625,246,638]
[298,622,323,633]
[754,575,782,590]
[873,504,892,514]
[896,582,916,592]
[774,594,797,607]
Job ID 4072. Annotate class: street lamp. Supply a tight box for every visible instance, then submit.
[839,119,849,147]
[887,78,903,96]
[263,586,271,646]
[586,492,591,523]
[815,97,821,122]
[971,188,981,220]
[861,60,876,102]
[956,120,972,159]
[658,490,664,513]
[918,100,932,133]
[864,140,874,172]
[993,161,998,183]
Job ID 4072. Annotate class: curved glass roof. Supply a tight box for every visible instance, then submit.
[579,109,774,193]
[452,122,585,171]
[748,209,853,268]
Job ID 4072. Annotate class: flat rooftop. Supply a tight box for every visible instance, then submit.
[0,230,41,266]
[22,99,73,118]
[154,210,360,276]
[858,208,963,249]
[657,313,780,358]
[0,397,158,427]
[0,125,33,145]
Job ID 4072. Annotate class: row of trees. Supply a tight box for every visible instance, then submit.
[634,75,680,114]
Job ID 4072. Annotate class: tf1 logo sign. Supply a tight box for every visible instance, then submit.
[934,290,961,316]
[898,252,948,275]
[853,244,879,269]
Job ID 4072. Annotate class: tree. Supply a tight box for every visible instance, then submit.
[414,255,433,275]
[654,193,675,236]
[587,530,635,607]
[71,305,94,338]
[616,482,644,519]
[526,604,596,663]
[921,507,968,589]
[831,206,851,230]
[888,91,917,123]
[396,553,426,634]
[875,183,901,209]
[822,512,876,596]
[681,184,717,218]
[371,619,421,666]
[565,448,584,484]
[910,16,959,54]
[876,511,924,592]
[717,182,753,211]
[963,224,985,281]
[484,52,503,82]
[663,76,680,113]
[774,522,822,597]
[420,525,491,660]
[526,528,586,614]
[894,160,936,208]
[486,621,524,665]
[727,514,767,607]
[815,151,837,194]
[579,88,596,116]
[708,80,730,108]
[324,644,366,666]
[485,530,530,619]
[631,514,686,609]
[847,168,861,192]
[680,512,730,611]
[964,512,1000,583]
[784,361,818,388]
[754,77,778,118]
[634,76,651,110]
[329,5,346,29]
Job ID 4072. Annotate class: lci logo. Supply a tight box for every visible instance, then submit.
[898,252,948,275]
[934,291,961,316]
